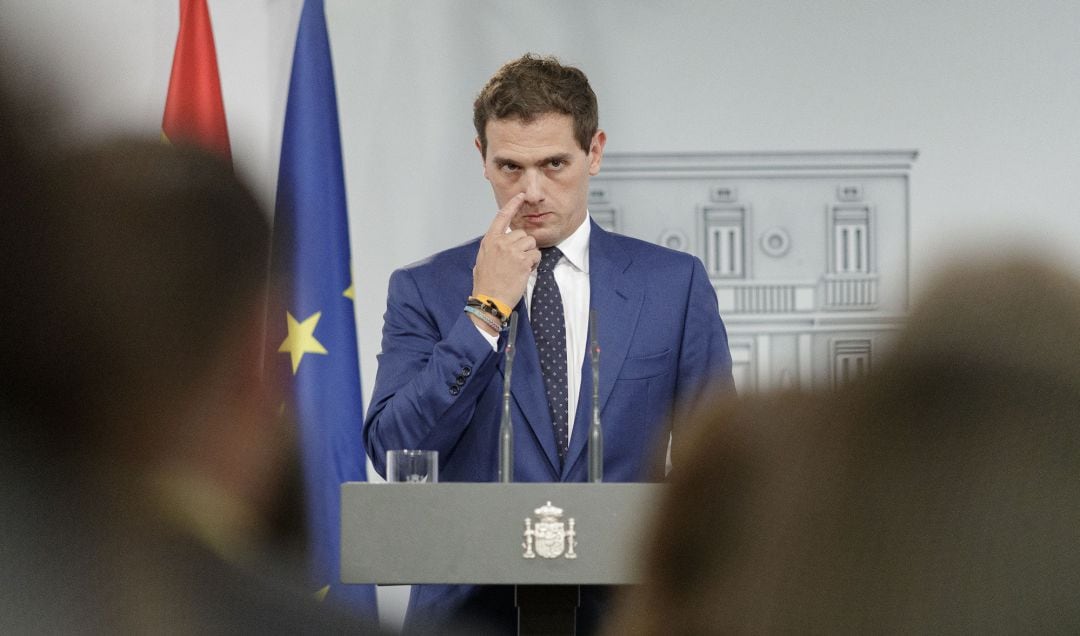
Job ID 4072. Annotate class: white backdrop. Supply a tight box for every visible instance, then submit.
[4,0,1079,627]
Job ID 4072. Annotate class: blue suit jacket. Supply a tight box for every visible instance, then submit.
[363,220,733,628]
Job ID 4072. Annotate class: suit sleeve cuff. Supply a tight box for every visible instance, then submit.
[474,322,499,351]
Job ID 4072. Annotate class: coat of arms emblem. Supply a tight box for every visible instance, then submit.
[522,501,577,559]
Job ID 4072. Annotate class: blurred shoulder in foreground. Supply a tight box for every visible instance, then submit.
[608,255,1080,634]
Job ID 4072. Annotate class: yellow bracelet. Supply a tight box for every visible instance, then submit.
[472,294,512,318]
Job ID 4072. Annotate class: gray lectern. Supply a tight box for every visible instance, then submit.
[341,482,662,634]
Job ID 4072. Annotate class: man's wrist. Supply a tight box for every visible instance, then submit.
[471,294,513,319]
[466,295,511,331]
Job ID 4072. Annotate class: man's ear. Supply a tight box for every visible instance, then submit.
[587,130,607,176]
[475,137,489,179]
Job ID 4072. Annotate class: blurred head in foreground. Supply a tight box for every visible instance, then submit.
[0,135,350,630]
[8,139,286,519]
[609,256,1080,634]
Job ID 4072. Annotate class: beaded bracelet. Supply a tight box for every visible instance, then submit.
[464,304,502,333]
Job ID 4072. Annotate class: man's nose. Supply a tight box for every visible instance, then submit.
[522,169,544,204]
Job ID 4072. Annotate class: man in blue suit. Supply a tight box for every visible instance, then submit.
[363,54,734,633]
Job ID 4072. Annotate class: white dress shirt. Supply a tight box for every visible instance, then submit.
[476,214,591,439]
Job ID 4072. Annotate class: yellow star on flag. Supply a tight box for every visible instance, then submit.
[343,283,355,300]
[279,311,328,374]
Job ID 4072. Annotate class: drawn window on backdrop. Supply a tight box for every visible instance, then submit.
[832,338,871,386]
[704,206,746,279]
[832,206,871,274]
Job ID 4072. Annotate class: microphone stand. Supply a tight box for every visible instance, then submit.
[588,309,603,483]
[498,312,518,483]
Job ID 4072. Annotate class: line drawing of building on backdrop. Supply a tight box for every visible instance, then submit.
[589,150,918,393]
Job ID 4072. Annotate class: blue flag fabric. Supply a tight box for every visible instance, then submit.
[270,0,376,617]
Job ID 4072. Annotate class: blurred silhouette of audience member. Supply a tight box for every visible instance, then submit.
[0,126,380,631]
[0,69,108,632]
[607,256,1080,634]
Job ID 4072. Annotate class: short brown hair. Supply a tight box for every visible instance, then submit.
[473,53,598,156]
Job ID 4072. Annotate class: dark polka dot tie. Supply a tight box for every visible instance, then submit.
[532,247,569,463]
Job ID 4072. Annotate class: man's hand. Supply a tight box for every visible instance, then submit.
[472,193,540,312]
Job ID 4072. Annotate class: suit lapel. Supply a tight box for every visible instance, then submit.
[563,222,644,477]
[502,299,561,475]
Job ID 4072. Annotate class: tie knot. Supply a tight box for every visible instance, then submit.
[538,247,562,273]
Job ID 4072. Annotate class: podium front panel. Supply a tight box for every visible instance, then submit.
[341,482,663,585]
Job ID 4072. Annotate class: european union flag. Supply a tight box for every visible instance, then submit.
[269,0,376,618]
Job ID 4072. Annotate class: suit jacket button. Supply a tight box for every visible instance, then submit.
[456,375,466,386]
[461,366,472,377]
[449,384,460,396]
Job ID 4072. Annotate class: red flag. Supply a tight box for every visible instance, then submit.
[162,0,230,160]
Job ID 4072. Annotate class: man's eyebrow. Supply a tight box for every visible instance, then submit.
[539,153,573,165]
[491,153,572,167]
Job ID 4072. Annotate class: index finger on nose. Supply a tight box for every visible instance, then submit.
[486,193,525,237]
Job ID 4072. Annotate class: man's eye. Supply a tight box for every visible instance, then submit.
[548,160,565,169]
[500,164,520,172]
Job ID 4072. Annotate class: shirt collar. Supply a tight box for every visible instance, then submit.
[552,211,591,274]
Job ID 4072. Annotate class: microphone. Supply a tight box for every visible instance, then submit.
[498,311,519,483]
[588,309,603,483]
